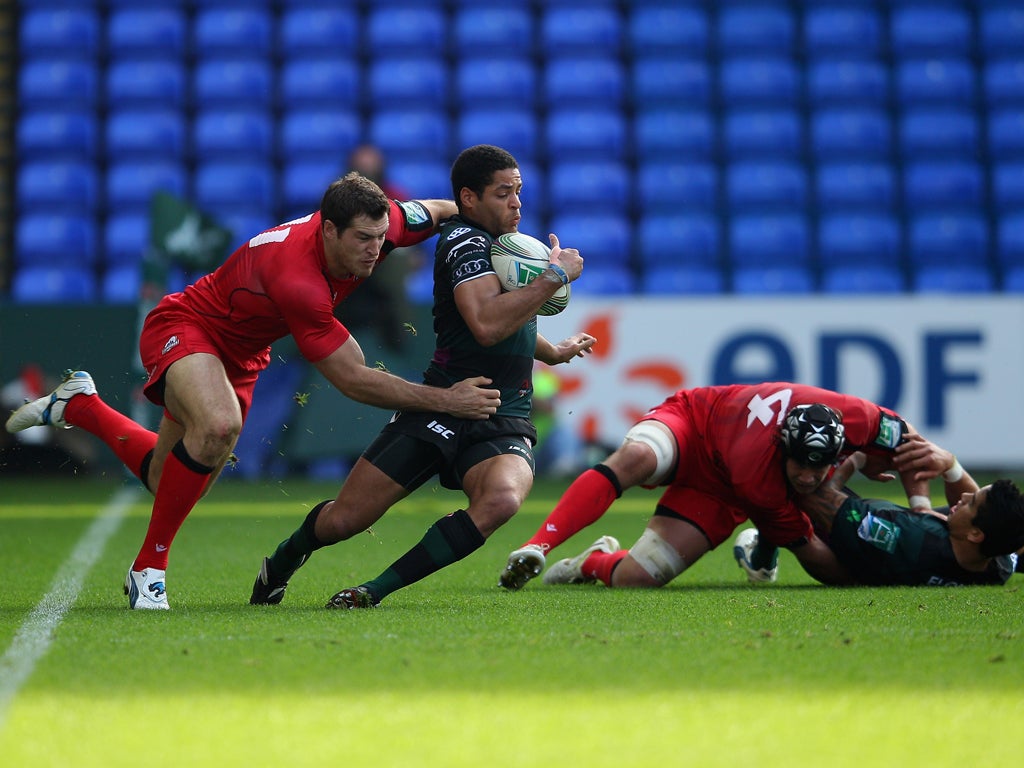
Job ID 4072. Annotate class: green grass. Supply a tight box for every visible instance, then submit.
[1,475,1022,768]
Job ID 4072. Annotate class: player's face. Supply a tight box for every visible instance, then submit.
[947,484,990,539]
[784,458,833,496]
[466,168,523,236]
[322,214,389,279]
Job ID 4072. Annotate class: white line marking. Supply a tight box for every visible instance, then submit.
[0,486,139,729]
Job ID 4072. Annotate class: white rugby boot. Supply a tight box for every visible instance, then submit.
[125,568,170,610]
[5,369,96,432]
[498,544,546,590]
[733,528,779,583]
[543,536,620,585]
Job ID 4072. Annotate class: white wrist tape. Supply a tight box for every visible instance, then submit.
[909,495,931,510]
[943,459,964,483]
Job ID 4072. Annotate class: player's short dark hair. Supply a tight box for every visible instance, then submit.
[320,171,389,231]
[450,144,518,205]
[974,479,1024,557]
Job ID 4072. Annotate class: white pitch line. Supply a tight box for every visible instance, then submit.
[0,486,140,730]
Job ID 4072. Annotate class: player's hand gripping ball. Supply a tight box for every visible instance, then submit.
[489,232,571,316]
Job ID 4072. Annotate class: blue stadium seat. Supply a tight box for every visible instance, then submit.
[729,214,810,268]
[811,109,891,158]
[280,8,357,54]
[632,59,711,107]
[723,109,802,158]
[547,214,630,269]
[718,6,795,53]
[107,9,186,59]
[726,162,807,210]
[908,214,989,268]
[368,57,446,107]
[816,163,895,209]
[17,110,97,160]
[194,161,275,213]
[545,57,625,107]
[822,267,904,294]
[15,214,98,268]
[545,109,627,160]
[984,60,1024,107]
[106,109,186,159]
[106,60,186,108]
[913,266,994,293]
[993,163,1024,210]
[281,162,339,217]
[733,267,814,295]
[997,214,1024,268]
[17,161,98,213]
[20,8,100,56]
[19,60,99,108]
[194,109,274,159]
[980,7,1024,57]
[891,6,972,56]
[453,7,532,51]
[219,212,276,250]
[807,60,888,106]
[629,5,708,55]
[106,161,187,214]
[279,109,360,159]
[804,7,883,57]
[457,109,537,162]
[895,59,975,106]
[542,6,622,56]
[12,267,98,304]
[280,58,360,108]
[1003,266,1024,292]
[367,5,446,55]
[456,58,536,109]
[899,109,978,158]
[386,161,451,202]
[194,8,273,56]
[194,59,273,107]
[719,57,799,105]
[638,214,720,268]
[637,162,717,211]
[903,161,983,211]
[548,161,630,213]
[641,267,723,295]
[369,110,449,160]
[635,109,714,160]
[818,214,900,267]
[104,213,151,266]
[568,266,635,297]
[102,264,142,304]
[989,109,1024,159]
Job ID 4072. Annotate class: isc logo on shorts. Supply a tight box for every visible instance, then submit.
[427,420,455,439]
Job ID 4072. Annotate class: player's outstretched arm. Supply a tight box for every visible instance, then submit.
[535,332,596,365]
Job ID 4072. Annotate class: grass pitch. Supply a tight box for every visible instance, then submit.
[1,474,1022,767]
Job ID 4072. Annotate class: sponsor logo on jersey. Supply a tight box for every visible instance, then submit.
[162,335,180,355]
[446,226,472,241]
[453,258,490,279]
[857,513,900,554]
[397,200,430,226]
[874,414,905,449]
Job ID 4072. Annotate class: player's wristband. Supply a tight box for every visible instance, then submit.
[943,458,964,483]
[909,495,931,510]
[546,264,569,286]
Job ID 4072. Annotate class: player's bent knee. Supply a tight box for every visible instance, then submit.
[622,421,676,485]
[630,528,686,585]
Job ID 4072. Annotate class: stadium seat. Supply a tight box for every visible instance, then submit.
[980,7,1024,56]
[106,109,186,159]
[106,60,186,108]
[194,109,274,160]
[899,109,978,158]
[107,9,186,59]
[548,162,630,213]
[280,7,357,54]
[993,163,1024,210]
[541,6,622,56]
[11,266,98,304]
[1003,266,1024,292]
[17,110,97,160]
[984,60,1024,107]
[279,109,361,159]
[723,109,802,158]
[103,213,151,266]
[632,59,711,107]
[634,109,714,160]
[811,109,892,159]
[816,163,895,209]
[567,266,635,296]
[545,57,625,107]
[368,58,446,108]
[547,214,630,269]
[807,60,888,106]
[19,8,100,56]
[280,161,339,217]
[545,109,627,160]
[15,213,98,268]
[280,58,360,108]
[989,109,1024,159]
[903,162,983,211]
[913,266,994,293]
[804,7,883,57]
[17,161,98,213]
[106,161,187,214]
[890,6,972,56]
[194,8,273,56]
[455,58,536,109]
[453,7,532,51]
[19,59,99,108]
[636,162,717,211]
[367,5,446,55]
[638,213,720,269]
[457,109,537,162]
[726,162,807,210]
[822,266,904,294]
[818,214,901,267]
[729,214,810,268]
[996,214,1024,268]
[369,110,449,161]
[908,214,989,268]
[718,6,795,53]
[641,267,724,295]
[386,160,451,202]
[895,59,975,106]
[194,161,275,212]
[194,59,273,108]
[628,5,708,54]
[732,267,814,295]
[720,57,799,105]
[102,264,142,304]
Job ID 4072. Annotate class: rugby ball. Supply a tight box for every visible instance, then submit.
[489,232,571,316]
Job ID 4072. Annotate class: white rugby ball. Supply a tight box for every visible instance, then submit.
[489,232,571,316]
